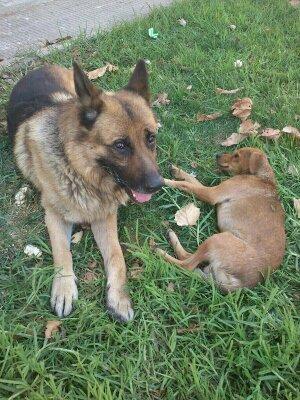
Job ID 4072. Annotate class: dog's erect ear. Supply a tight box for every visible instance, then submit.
[125,59,150,104]
[73,61,103,129]
[249,151,275,183]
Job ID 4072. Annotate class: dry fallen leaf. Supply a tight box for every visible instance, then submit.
[129,263,143,279]
[15,186,29,206]
[216,87,243,95]
[152,92,170,107]
[190,161,198,169]
[229,24,237,30]
[87,63,118,80]
[83,271,97,282]
[238,119,260,135]
[149,238,156,250]
[234,60,243,68]
[196,112,222,122]
[231,97,253,121]
[45,320,61,339]
[282,126,300,140]
[175,203,200,226]
[71,231,83,244]
[24,244,42,258]
[88,260,97,270]
[287,164,299,176]
[166,282,175,292]
[178,18,187,26]
[177,324,201,333]
[289,0,300,7]
[221,132,246,147]
[294,199,300,218]
[186,84,193,91]
[260,128,281,140]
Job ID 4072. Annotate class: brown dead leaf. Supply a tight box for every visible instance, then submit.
[196,112,222,122]
[216,87,243,95]
[71,230,83,244]
[152,92,170,107]
[87,63,118,80]
[45,320,61,339]
[238,119,260,135]
[260,128,281,140]
[231,97,253,121]
[162,220,170,228]
[166,282,175,292]
[129,263,143,279]
[83,271,97,282]
[175,203,200,226]
[45,35,72,46]
[149,238,156,250]
[221,132,246,147]
[88,260,97,270]
[289,0,300,7]
[287,164,299,176]
[178,18,187,27]
[177,324,201,333]
[282,126,300,140]
[190,161,198,169]
[294,199,300,218]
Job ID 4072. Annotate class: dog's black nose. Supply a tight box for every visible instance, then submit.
[145,173,164,193]
[216,153,223,160]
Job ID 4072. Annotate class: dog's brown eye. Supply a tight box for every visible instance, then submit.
[113,139,130,153]
[233,153,239,160]
[146,132,156,145]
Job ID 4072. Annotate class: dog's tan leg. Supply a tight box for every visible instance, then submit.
[164,179,219,205]
[167,229,191,260]
[45,208,78,317]
[91,213,133,322]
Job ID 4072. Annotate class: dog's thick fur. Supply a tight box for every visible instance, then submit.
[8,60,162,321]
[157,148,285,292]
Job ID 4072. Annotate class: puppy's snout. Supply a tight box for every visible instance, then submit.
[216,153,224,160]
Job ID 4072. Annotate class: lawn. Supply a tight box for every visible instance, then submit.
[0,0,299,398]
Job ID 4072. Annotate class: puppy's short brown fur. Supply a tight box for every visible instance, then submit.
[8,60,163,321]
[156,148,285,292]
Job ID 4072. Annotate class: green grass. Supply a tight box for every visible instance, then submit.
[0,0,300,398]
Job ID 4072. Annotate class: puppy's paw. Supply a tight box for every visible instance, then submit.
[106,288,134,322]
[51,274,78,317]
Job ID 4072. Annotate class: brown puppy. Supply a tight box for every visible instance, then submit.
[8,60,163,321]
[156,147,285,292]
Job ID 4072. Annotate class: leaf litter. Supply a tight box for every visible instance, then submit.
[87,63,118,80]
[45,320,61,339]
[175,203,200,226]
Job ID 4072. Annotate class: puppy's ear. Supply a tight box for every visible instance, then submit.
[73,61,103,129]
[125,59,150,104]
[249,151,275,183]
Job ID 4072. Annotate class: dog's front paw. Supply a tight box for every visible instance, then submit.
[51,274,78,317]
[106,288,134,322]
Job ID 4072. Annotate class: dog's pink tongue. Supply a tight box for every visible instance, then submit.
[131,190,152,203]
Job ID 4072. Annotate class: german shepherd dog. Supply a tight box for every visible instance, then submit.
[7,60,163,321]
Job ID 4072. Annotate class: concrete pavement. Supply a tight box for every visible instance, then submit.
[0,0,173,65]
